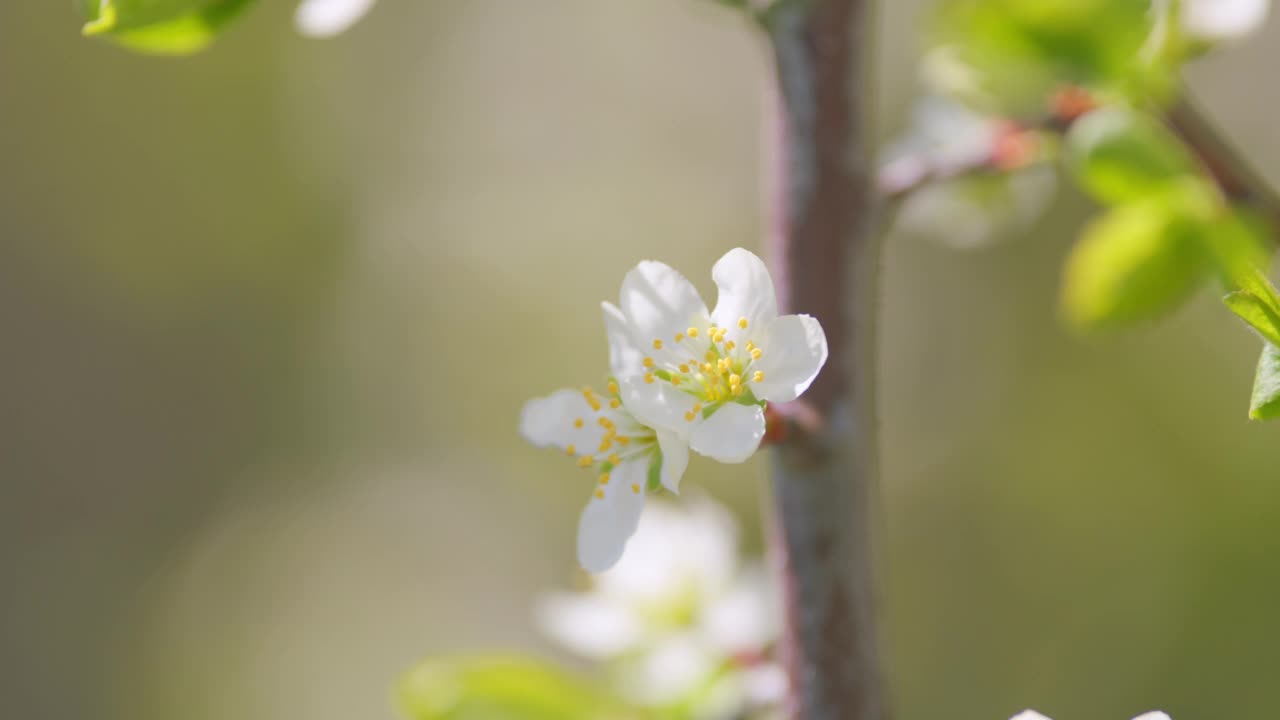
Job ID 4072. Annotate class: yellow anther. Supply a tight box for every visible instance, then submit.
[705,350,716,362]
[598,473,610,485]
[595,489,605,499]
[724,340,736,351]
[732,384,744,397]
[653,339,663,350]
[598,417,614,428]
[578,456,593,468]
[615,436,631,446]
[729,373,742,386]
[574,417,584,428]
[671,375,682,385]
[692,402,703,413]
[631,484,640,494]
[701,362,714,374]
[643,357,655,369]
[565,444,576,456]
[687,327,699,338]
[674,332,684,343]
[598,438,612,452]
[715,329,728,343]
[582,387,601,411]
[603,428,617,440]
[753,371,764,383]
[746,341,756,351]
[609,398,621,409]
[684,411,696,422]
[679,364,690,374]
[607,381,619,394]
[644,372,655,384]
[718,358,730,373]
[750,348,763,360]
[738,317,748,329]
[608,454,621,465]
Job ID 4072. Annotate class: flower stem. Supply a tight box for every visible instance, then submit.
[761,1,886,719]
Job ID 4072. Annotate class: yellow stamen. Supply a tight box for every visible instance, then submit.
[750,348,763,360]
[609,398,621,409]
[724,340,736,351]
[701,362,714,374]
[574,417,584,428]
[615,436,631,446]
[607,381,619,394]
[631,484,640,494]
[687,327,699,338]
[608,454,621,465]
[746,341,756,351]
[578,456,593,468]
[653,339,663,350]
[729,373,742,386]
[643,357,655,369]
[684,411,696,422]
[582,387,601,412]
[705,350,716,362]
[753,371,764,383]
[565,444,576,456]
[644,372,655,384]
[738,317,748,329]
[671,375,682,385]
[679,364,690,374]
[674,332,684,342]
[598,473,610,485]
[598,417,613,428]
[598,438,612,452]
[595,489,605,499]
[732,385,744,397]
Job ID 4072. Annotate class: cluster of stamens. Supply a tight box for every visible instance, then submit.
[642,316,765,422]
[567,382,651,498]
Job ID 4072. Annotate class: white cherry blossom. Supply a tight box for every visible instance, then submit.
[295,0,377,37]
[603,248,828,468]
[1181,0,1269,40]
[520,382,688,573]
[1013,707,1172,712]
[536,496,781,710]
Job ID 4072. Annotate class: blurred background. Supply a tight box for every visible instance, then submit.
[4,1,1280,718]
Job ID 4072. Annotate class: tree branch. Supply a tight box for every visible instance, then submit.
[1165,94,1280,224]
[763,1,886,718]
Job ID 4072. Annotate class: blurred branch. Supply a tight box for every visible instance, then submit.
[763,1,887,719]
[1166,94,1280,223]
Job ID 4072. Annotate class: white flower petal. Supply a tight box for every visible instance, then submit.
[1010,712,1053,720]
[655,428,689,494]
[1182,0,1268,40]
[619,260,709,348]
[533,592,643,658]
[519,389,595,451]
[577,459,648,573]
[294,0,376,37]
[751,314,829,403]
[622,633,718,703]
[689,402,765,463]
[1131,714,1172,720]
[710,248,778,340]
[620,377,697,435]
[603,301,647,377]
[701,563,777,652]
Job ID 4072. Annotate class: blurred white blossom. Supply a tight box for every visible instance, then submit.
[537,495,781,717]
[295,0,377,37]
[1180,0,1269,40]
[1013,707,1172,712]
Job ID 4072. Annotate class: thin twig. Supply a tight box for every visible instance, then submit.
[763,1,886,719]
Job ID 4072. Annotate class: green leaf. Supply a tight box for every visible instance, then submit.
[1066,107,1197,204]
[930,0,1161,114]
[81,0,255,54]
[1249,343,1280,420]
[1062,199,1210,330]
[396,656,639,720]
[1224,290,1280,348]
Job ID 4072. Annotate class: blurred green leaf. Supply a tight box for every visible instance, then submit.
[1062,198,1209,330]
[1066,107,1197,205]
[81,0,255,54]
[396,656,641,720]
[930,0,1164,114]
[1249,343,1280,420]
